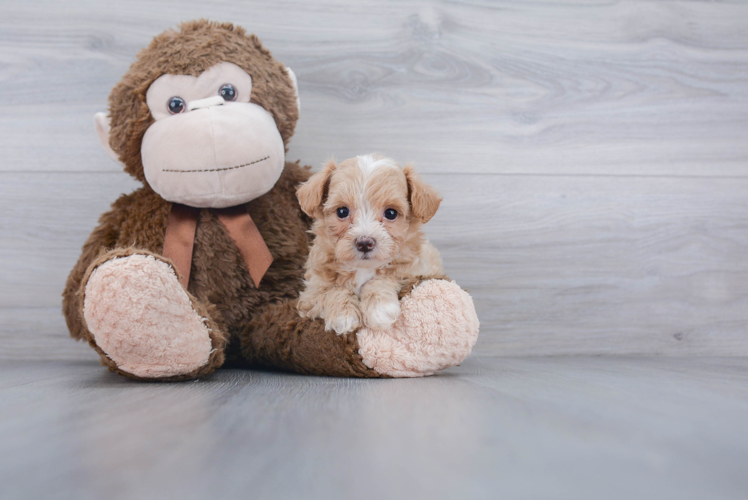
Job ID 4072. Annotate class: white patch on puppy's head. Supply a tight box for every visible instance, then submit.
[356,154,400,179]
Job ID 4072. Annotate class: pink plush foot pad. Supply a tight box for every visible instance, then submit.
[83,254,212,378]
[357,279,480,377]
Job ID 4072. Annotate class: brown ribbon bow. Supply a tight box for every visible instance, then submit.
[162,203,273,289]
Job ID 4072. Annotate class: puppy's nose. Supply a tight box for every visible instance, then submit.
[356,237,376,253]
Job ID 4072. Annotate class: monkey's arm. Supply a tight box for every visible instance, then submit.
[241,298,383,377]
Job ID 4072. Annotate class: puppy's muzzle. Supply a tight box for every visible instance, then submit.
[356,237,376,254]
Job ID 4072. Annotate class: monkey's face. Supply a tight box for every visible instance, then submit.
[140,62,286,208]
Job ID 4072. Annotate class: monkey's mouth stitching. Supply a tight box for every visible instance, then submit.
[162,156,270,173]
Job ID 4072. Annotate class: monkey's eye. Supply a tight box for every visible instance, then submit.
[219,84,237,101]
[336,207,350,219]
[167,96,185,114]
[384,208,398,221]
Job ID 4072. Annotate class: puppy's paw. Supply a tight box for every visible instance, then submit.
[326,312,361,335]
[297,296,314,317]
[324,302,362,335]
[364,299,401,331]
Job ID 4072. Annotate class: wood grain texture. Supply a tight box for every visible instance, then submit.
[1,0,748,358]
[1,357,748,499]
[1,0,747,175]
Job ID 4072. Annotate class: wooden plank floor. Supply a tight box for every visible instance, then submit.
[1,0,748,357]
[2,357,748,500]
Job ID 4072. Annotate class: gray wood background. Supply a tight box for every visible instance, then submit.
[1,0,747,359]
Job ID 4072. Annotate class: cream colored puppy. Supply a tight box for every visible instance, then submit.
[296,154,444,334]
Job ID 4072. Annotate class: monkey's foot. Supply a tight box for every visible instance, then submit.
[82,253,215,379]
[356,279,480,377]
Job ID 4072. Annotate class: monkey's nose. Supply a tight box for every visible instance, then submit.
[187,95,225,111]
[356,237,376,254]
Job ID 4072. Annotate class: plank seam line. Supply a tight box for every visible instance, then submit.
[3,171,748,180]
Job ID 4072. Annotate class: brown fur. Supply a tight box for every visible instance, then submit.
[62,20,381,380]
[62,162,324,378]
[108,20,299,183]
[242,299,384,377]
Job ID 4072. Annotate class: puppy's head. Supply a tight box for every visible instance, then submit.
[297,154,442,269]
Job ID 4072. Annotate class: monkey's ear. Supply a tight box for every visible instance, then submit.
[404,163,442,223]
[297,159,336,218]
[94,112,121,164]
[285,67,300,115]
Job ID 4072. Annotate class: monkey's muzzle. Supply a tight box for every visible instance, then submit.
[141,101,285,208]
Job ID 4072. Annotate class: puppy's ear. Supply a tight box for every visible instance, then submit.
[297,159,337,218]
[404,163,442,223]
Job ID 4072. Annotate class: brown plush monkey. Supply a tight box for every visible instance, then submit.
[62,20,479,381]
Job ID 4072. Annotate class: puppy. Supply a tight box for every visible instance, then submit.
[296,154,444,334]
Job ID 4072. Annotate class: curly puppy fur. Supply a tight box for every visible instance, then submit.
[296,154,444,334]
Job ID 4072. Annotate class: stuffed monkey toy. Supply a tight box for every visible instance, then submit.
[62,20,479,381]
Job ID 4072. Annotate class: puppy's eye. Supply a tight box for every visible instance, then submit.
[168,96,185,114]
[219,84,237,101]
[336,207,350,219]
[384,208,398,221]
